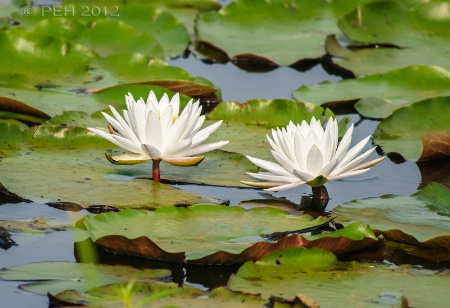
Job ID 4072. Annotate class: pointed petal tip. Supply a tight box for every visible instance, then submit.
[240,181,281,189]
[352,156,386,171]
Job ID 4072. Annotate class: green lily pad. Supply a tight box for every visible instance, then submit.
[293,65,450,118]
[328,0,450,76]
[207,99,332,127]
[0,261,170,296]
[228,247,450,307]
[52,283,289,308]
[0,146,221,208]
[196,0,340,66]
[333,182,450,251]
[83,204,377,264]
[373,96,450,161]
[0,28,95,86]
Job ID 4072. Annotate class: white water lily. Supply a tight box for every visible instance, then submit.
[88,91,228,181]
[241,117,385,192]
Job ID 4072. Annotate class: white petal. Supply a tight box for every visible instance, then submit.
[109,134,144,154]
[191,120,222,147]
[163,139,192,156]
[141,143,162,160]
[292,169,315,182]
[271,150,297,174]
[315,156,340,177]
[305,144,324,176]
[170,93,180,116]
[327,168,370,181]
[336,135,371,169]
[246,172,297,183]
[246,155,292,176]
[145,111,162,149]
[331,147,376,176]
[108,106,139,142]
[180,141,228,157]
[334,124,353,160]
[265,181,306,192]
[102,112,138,142]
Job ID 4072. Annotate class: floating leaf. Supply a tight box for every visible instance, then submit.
[228,247,450,307]
[0,149,221,208]
[0,216,67,234]
[333,182,450,251]
[373,96,450,161]
[196,0,340,67]
[327,0,450,76]
[293,65,450,118]
[51,283,287,308]
[0,261,170,296]
[207,99,330,127]
[83,204,377,264]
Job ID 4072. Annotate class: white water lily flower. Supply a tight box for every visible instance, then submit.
[88,91,228,181]
[241,117,385,191]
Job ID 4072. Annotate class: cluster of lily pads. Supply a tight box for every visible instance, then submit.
[0,0,449,307]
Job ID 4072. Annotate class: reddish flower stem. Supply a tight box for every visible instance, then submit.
[152,159,161,182]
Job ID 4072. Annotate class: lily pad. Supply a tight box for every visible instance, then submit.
[0,148,221,208]
[0,28,95,82]
[373,96,450,161]
[0,261,170,296]
[328,0,450,76]
[293,65,450,118]
[51,283,290,308]
[333,182,450,251]
[82,204,377,264]
[196,0,340,67]
[207,99,332,128]
[0,216,67,234]
[228,247,450,307]
[0,96,50,126]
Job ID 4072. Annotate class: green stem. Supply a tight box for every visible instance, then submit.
[152,159,161,182]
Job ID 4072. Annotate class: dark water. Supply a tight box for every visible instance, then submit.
[0,57,424,307]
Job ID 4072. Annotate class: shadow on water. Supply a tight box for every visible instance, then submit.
[74,239,239,291]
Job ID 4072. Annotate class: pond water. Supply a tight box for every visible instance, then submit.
[0,56,425,307]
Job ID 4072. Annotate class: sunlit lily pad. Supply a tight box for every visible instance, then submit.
[0,216,67,234]
[373,97,450,161]
[333,182,450,251]
[293,65,450,118]
[0,261,170,296]
[196,0,340,66]
[51,284,291,308]
[82,204,377,264]
[0,146,221,208]
[0,28,95,86]
[328,0,450,76]
[228,247,450,307]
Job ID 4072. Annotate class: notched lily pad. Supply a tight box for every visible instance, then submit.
[293,65,450,118]
[333,182,450,252]
[373,96,450,161]
[83,205,377,264]
[195,0,341,67]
